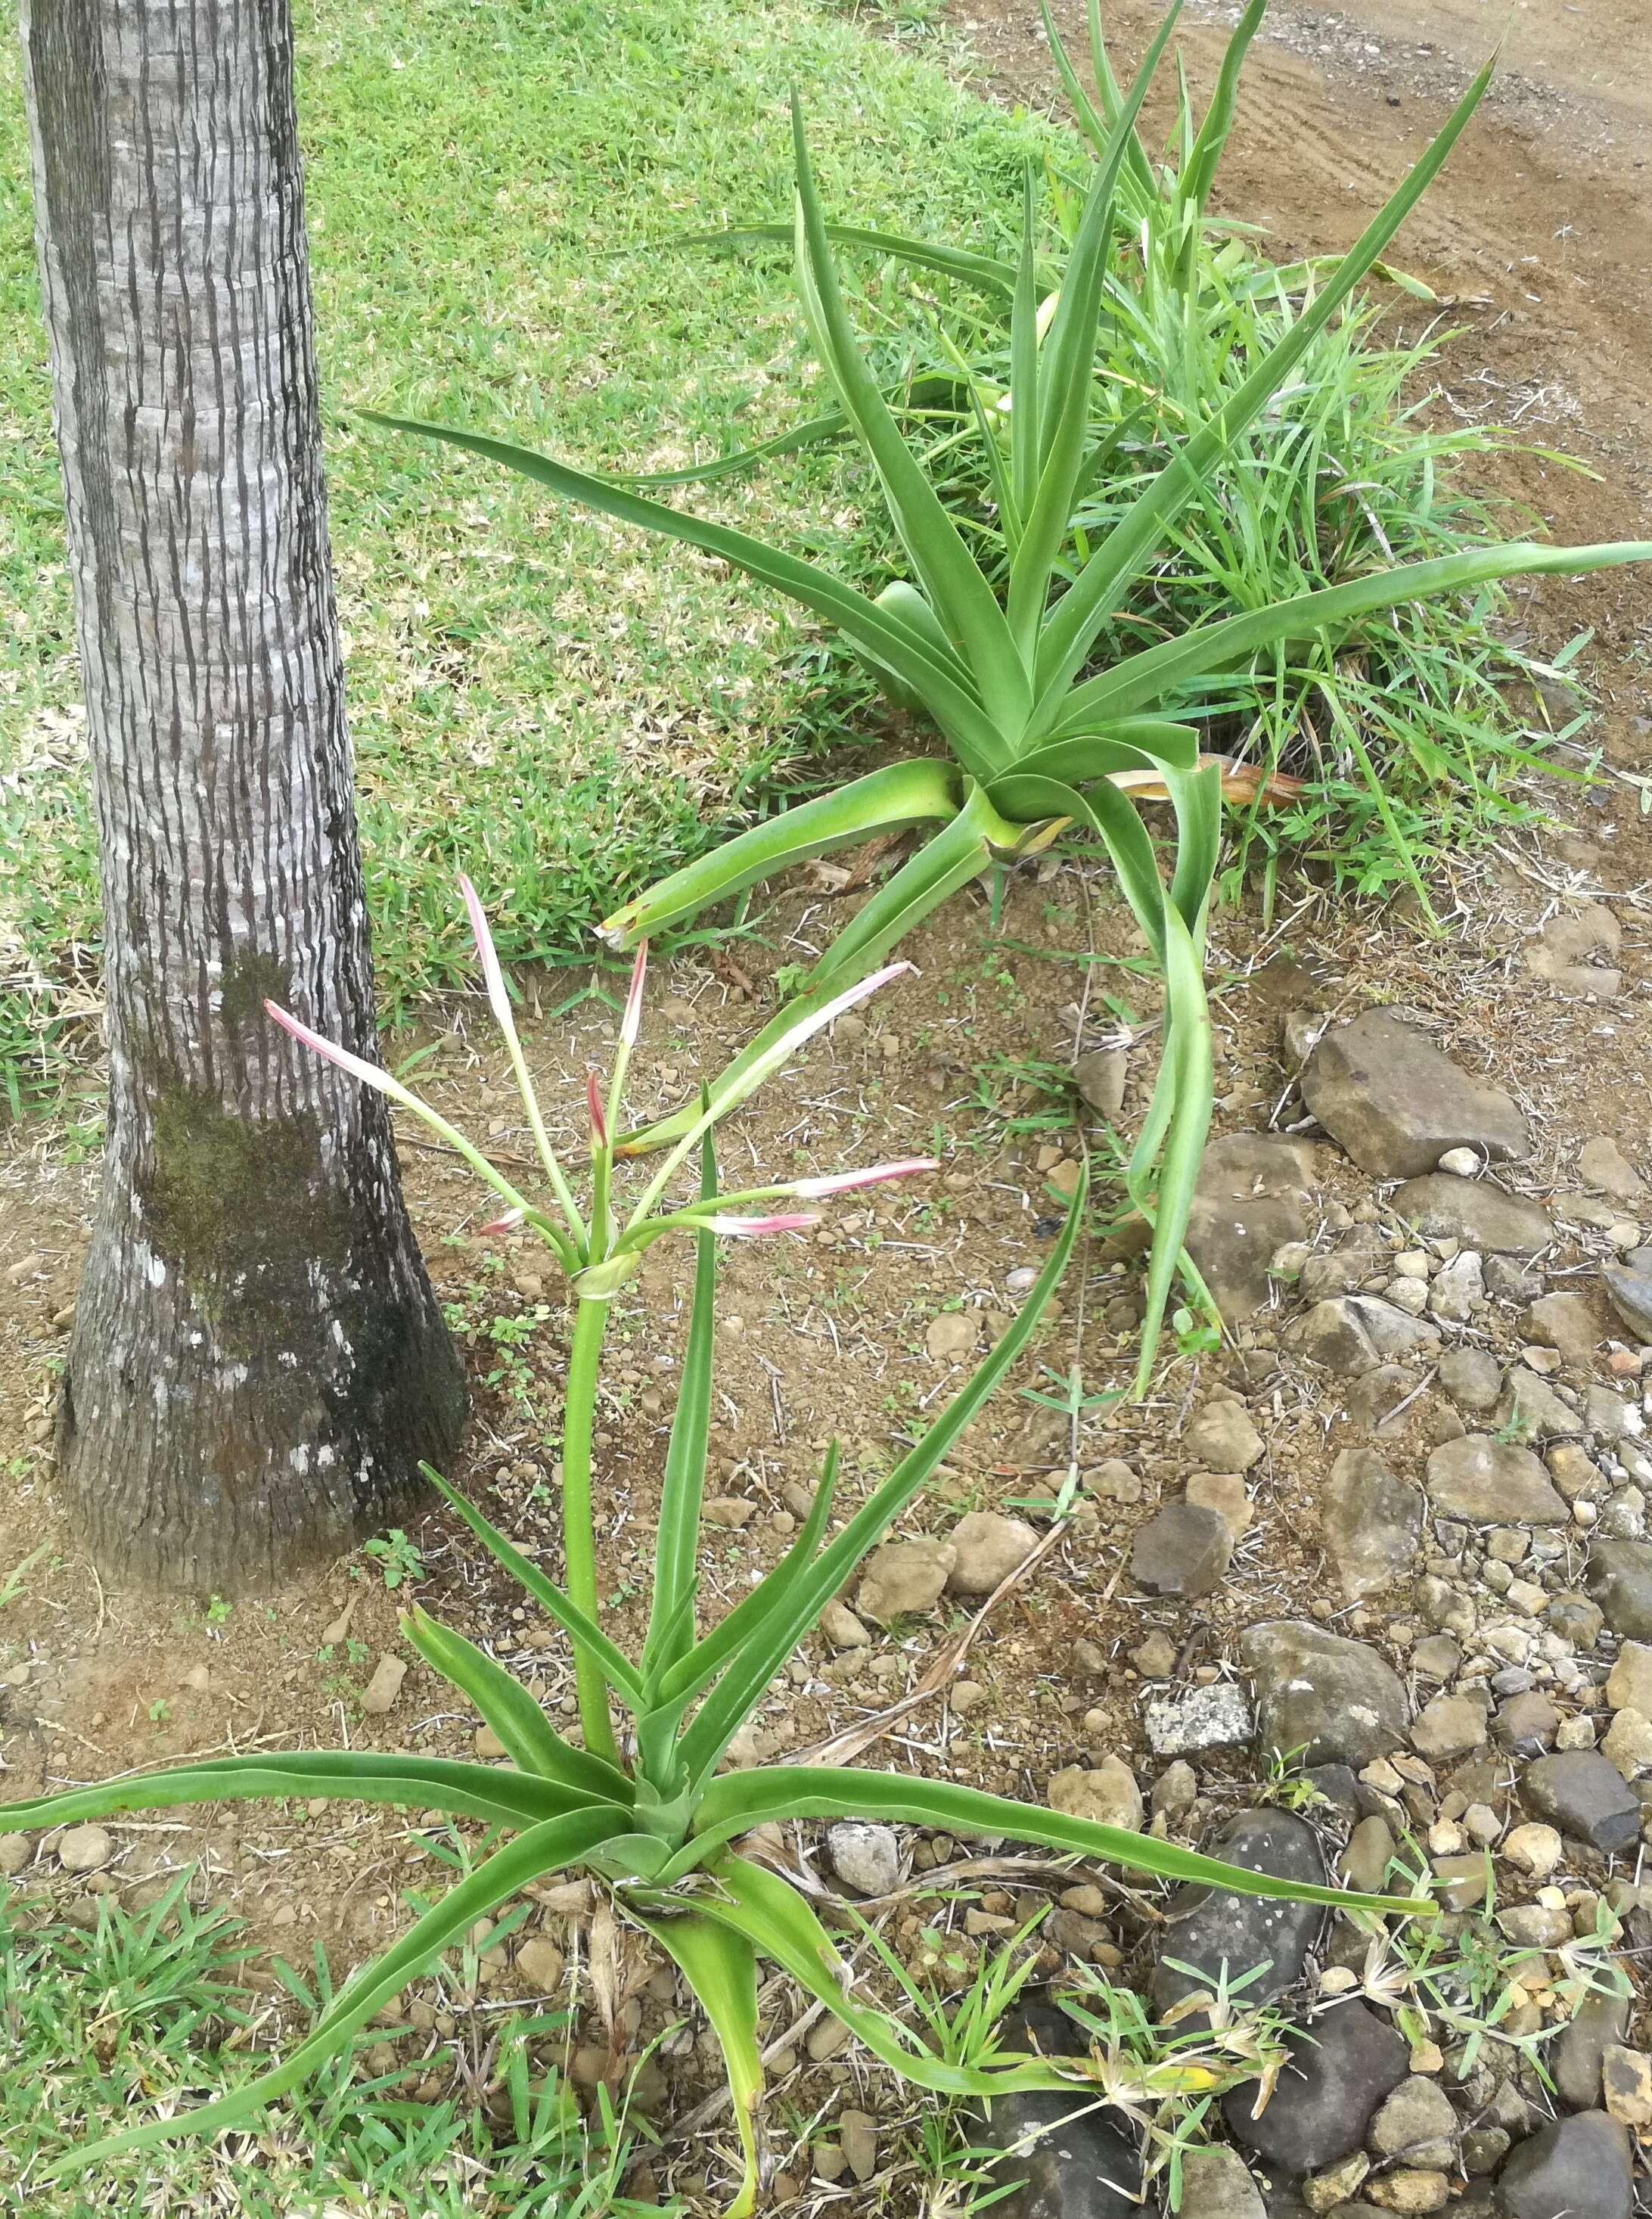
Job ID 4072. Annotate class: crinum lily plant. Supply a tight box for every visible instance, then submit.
[5,883,1430,2210]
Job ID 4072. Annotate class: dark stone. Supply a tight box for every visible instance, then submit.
[1552,1990,1630,2111]
[1586,1539,1652,1640]
[988,1999,1142,2219]
[1492,1691,1560,1756]
[1303,1764,1362,1826]
[1603,1261,1652,1344]
[1241,1620,1409,1768]
[1150,1811,1327,2019]
[1130,1502,1232,1599]
[1222,1999,1408,2171]
[1390,1175,1554,1258]
[1520,1751,1641,1855]
[1494,2112,1634,2219]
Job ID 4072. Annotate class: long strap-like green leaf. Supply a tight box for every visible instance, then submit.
[630,1911,765,2218]
[674,1176,1085,1789]
[0,1749,577,1837]
[685,1773,1433,1917]
[43,1806,628,2182]
[1029,51,1499,713]
[366,412,1005,772]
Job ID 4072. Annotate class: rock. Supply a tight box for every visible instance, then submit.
[1429,1251,1485,1325]
[1601,2045,1652,2129]
[1223,1999,1409,2171]
[57,1825,112,1876]
[474,1725,507,1760]
[1322,1447,1424,1598]
[1411,1693,1489,1761]
[1547,1592,1603,1647]
[1520,1752,1641,1854]
[1424,1437,1568,1527]
[1523,905,1623,1000]
[1495,1369,1585,1444]
[1150,1810,1326,2018]
[927,1310,980,1360]
[1494,2112,1634,2219]
[1184,1133,1317,1319]
[839,2110,877,2183]
[1579,1136,1646,1202]
[1049,1757,1142,1833]
[1585,1539,1652,1639]
[946,1512,1038,1596]
[858,1537,957,1621]
[1584,1385,1637,1440]
[1439,1146,1483,1176]
[1367,2172,1450,2215]
[819,1599,871,1650]
[1301,1010,1529,1179]
[360,1654,408,1716]
[1143,1683,1252,1757]
[1130,1503,1233,1599]
[1523,1294,1599,1369]
[828,1821,901,1897]
[1241,1621,1408,1768]
[1365,2077,1455,2165]
[1601,1706,1652,1776]
[515,1936,564,1992]
[1303,2152,1372,2211]
[988,1999,1142,2219]
[1132,1630,1178,1678]
[1605,1640,1652,1714]
[1188,1472,1253,1540]
[1340,1813,1396,1894]
[1186,1401,1265,1474]
[1602,1260,1652,1344]
[1439,1347,1504,1414]
[1500,1821,1563,1879]
[0,1834,31,1876]
[1300,1225,1390,1302]
[1492,1691,1559,1756]
[1176,2145,1266,2219]
[1553,1990,1629,2110]
[1391,1176,1554,1258]
[1073,1047,1127,1121]
[1084,1459,1144,1506]
[1285,1296,1441,1375]
[1486,1255,1544,1304]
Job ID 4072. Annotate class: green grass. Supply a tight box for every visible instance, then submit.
[0,0,1052,1110]
[0,1870,663,2217]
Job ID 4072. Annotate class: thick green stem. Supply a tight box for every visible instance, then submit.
[562,1294,619,1766]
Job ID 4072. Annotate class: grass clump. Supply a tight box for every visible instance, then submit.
[0,1871,659,2217]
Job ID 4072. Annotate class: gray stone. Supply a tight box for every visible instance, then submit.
[1073,1047,1127,1122]
[1494,2112,1634,2219]
[1486,1255,1543,1304]
[1150,1810,1326,2019]
[0,1835,29,1877]
[1584,1386,1638,1441]
[1371,2076,1458,2168]
[1411,1692,1489,1760]
[360,1654,408,1717]
[1495,1369,1585,1444]
[1547,1592,1604,1649]
[1223,1999,1409,2171]
[1585,1540,1652,1640]
[1348,1364,1426,1440]
[1553,1990,1631,2112]
[1185,1134,1318,1320]
[1424,1437,1569,1528]
[1131,1503,1233,1599]
[1429,1250,1485,1325]
[1285,1296,1442,1375]
[1391,1176,1554,1258]
[1241,1621,1409,1768]
[1602,1262,1652,1344]
[1579,1136,1645,1202]
[1300,1225,1391,1303]
[1323,1447,1424,1598]
[1185,1400,1265,1475]
[1520,1751,1641,1855]
[1523,1294,1600,1369]
[1492,1690,1559,1756]
[989,1998,1142,2219]
[1301,1010,1529,1179]
[946,1512,1039,1596]
[1049,1757,1142,1833]
[828,1822,902,1897]
[1143,1682,1253,1757]
[56,1825,112,1876]
[1439,1346,1504,1414]
[1175,2145,1265,2219]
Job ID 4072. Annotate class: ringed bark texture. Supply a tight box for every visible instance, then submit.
[20,0,465,1590]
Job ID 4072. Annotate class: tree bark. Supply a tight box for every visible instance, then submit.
[20,0,466,1592]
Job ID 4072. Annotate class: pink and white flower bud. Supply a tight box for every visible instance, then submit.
[791,1157,938,1199]
[586,1071,608,1150]
[620,941,649,1049]
[703,1212,820,1238]
[478,1207,526,1235]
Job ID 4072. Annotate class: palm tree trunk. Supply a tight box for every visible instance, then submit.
[19,0,465,1591]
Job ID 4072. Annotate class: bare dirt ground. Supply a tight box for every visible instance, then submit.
[2,2,1651,2209]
